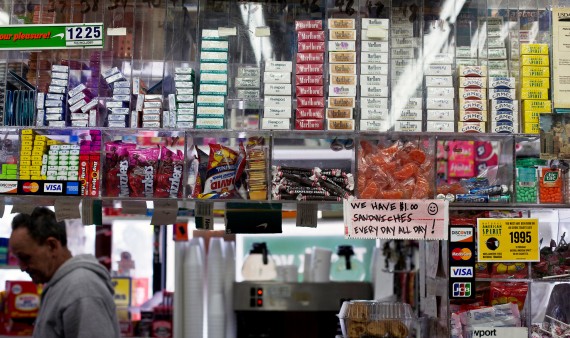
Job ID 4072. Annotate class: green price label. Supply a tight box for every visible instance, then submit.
[0,23,104,50]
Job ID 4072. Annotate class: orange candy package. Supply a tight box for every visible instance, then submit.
[358,140,434,199]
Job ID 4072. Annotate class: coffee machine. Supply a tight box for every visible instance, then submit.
[233,281,372,338]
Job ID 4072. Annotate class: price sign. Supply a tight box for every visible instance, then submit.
[0,23,104,50]
[65,25,103,47]
[477,218,539,262]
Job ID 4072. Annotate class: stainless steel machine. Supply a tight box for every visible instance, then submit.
[234,281,373,338]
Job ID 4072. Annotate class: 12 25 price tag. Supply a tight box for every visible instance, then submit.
[477,218,539,262]
[65,24,103,47]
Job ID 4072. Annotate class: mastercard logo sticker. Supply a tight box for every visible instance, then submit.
[451,248,472,261]
[22,182,39,193]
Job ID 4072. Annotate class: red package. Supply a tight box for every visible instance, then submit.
[295,119,324,130]
[295,20,323,31]
[297,96,325,107]
[296,108,324,120]
[296,85,324,97]
[296,63,324,75]
[489,282,528,310]
[128,147,161,198]
[296,75,323,86]
[155,146,184,198]
[297,30,325,42]
[105,141,136,197]
[297,41,326,53]
[296,52,324,64]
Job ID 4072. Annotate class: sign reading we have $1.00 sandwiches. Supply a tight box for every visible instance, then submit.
[343,199,449,240]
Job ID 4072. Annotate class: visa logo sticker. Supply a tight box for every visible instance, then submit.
[451,266,474,278]
[44,183,63,193]
[450,227,474,242]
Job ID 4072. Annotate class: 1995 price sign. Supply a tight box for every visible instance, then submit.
[65,25,103,47]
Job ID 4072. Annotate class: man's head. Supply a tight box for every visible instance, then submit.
[9,207,71,284]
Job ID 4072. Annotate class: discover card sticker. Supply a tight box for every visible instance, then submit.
[344,199,448,240]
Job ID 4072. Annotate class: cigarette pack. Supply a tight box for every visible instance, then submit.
[459,110,488,122]
[362,18,389,29]
[328,18,355,29]
[521,54,549,66]
[489,88,516,100]
[295,75,322,86]
[360,63,388,75]
[330,75,357,86]
[197,106,225,117]
[326,108,353,119]
[360,85,388,97]
[265,61,293,72]
[329,52,356,63]
[327,119,354,130]
[426,98,454,110]
[520,88,549,100]
[359,119,389,131]
[328,40,356,52]
[428,87,455,99]
[200,51,228,63]
[328,29,356,40]
[265,72,291,84]
[262,118,290,130]
[426,109,455,121]
[522,77,550,88]
[200,63,228,73]
[425,76,453,87]
[264,107,292,118]
[295,20,323,31]
[295,119,324,130]
[200,73,228,84]
[330,85,357,97]
[395,121,422,132]
[460,99,487,111]
[264,84,292,95]
[361,52,388,64]
[426,121,454,132]
[296,108,325,120]
[523,100,551,112]
[296,86,324,97]
[296,63,324,75]
[394,109,423,121]
[329,97,356,108]
[491,99,519,112]
[297,52,325,64]
[489,77,516,89]
[361,41,388,52]
[360,97,387,109]
[459,88,486,100]
[264,95,292,107]
[521,66,549,78]
[297,30,326,42]
[236,89,260,99]
[360,108,389,120]
[235,77,260,88]
[458,122,486,133]
[329,63,356,74]
[201,40,229,52]
[490,121,516,133]
[521,43,549,55]
[237,67,260,78]
[195,117,224,129]
[459,65,487,77]
[297,41,326,53]
[459,77,487,88]
[297,96,324,108]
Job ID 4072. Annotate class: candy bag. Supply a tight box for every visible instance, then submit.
[155,146,184,198]
[104,141,136,197]
[128,147,161,198]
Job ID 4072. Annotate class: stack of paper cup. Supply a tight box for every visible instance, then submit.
[303,251,312,282]
[310,247,332,282]
[173,242,186,338]
[184,239,205,338]
[223,241,236,338]
[207,237,225,338]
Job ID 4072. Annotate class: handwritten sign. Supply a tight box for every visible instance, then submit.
[344,199,448,240]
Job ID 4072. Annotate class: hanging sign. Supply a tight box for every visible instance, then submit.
[477,218,540,262]
[0,23,104,50]
[343,199,448,240]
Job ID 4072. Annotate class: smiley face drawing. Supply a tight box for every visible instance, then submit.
[427,202,438,215]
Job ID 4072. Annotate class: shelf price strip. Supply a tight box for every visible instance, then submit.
[477,218,540,262]
[343,199,448,240]
[0,23,104,50]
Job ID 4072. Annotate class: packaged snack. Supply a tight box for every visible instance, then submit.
[155,146,184,198]
[539,167,563,203]
[489,282,528,311]
[128,147,161,198]
[104,141,137,197]
[198,144,246,199]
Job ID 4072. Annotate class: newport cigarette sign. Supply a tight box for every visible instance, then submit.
[0,23,104,50]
